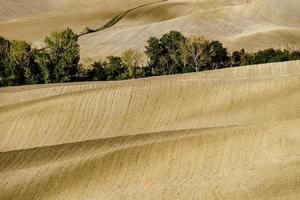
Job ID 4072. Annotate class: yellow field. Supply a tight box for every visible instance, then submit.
[1,61,300,199]
[1,0,300,61]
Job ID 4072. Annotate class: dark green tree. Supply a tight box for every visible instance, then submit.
[251,48,290,64]
[145,36,161,75]
[210,40,229,69]
[88,61,107,81]
[290,50,300,60]
[0,36,11,86]
[31,48,50,83]
[231,50,242,67]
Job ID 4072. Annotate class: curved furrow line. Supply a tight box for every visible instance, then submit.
[0,118,299,199]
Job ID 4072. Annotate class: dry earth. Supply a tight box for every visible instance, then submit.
[0,61,300,199]
[0,0,300,199]
[0,0,300,61]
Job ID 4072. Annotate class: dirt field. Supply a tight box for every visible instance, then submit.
[1,61,300,199]
[1,0,300,61]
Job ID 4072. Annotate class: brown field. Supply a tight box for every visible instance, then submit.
[1,61,300,199]
[0,0,300,61]
[1,0,300,199]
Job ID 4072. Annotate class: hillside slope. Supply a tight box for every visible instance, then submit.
[0,0,300,60]
[0,61,300,199]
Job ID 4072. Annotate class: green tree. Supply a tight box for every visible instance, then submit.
[251,48,290,64]
[104,56,127,80]
[145,31,186,75]
[8,40,36,85]
[239,49,253,66]
[0,36,11,86]
[160,31,186,74]
[32,48,50,83]
[44,28,80,82]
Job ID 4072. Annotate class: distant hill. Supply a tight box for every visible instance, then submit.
[0,0,300,61]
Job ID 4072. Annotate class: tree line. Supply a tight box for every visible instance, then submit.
[0,28,79,86]
[1,29,300,87]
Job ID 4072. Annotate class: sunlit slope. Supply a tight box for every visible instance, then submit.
[0,61,300,199]
[1,121,300,200]
[1,0,300,60]
[79,0,300,60]
[0,0,155,41]
[0,61,300,151]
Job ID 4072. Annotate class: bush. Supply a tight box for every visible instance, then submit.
[81,27,95,35]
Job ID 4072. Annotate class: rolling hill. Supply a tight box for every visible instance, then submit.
[1,61,300,199]
[0,1,300,199]
[0,0,300,61]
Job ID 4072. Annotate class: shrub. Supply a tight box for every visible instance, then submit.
[81,27,95,35]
